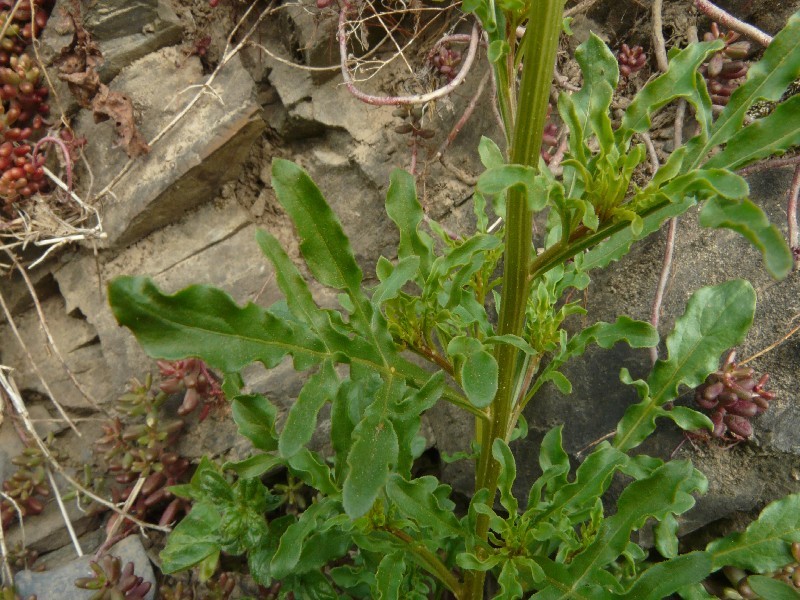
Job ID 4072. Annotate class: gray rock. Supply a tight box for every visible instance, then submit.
[84,0,161,40]
[0,294,113,410]
[14,535,155,600]
[74,46,264,248]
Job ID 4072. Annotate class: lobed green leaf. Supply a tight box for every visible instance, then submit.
[685,11,800,170]
[385,475,463,540]
[615,280,756,452]
[704,95,800,171]
[620,552,712,599]
[279,360,339,458]
[699,196,793,279]
[708,493,800,572]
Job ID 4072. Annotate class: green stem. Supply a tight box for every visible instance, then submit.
[466,2,565,599]
[388,528,464,598]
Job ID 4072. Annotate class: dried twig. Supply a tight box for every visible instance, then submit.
[6,250,109,415]
[0,288,80,434]
[694,0,773,47]
[652,0,669,73]
[649,100,686,364]
[46,468,83,557]
[339,2,480,107]
[740,320,800,366]
[434,68,491,161]
[788,164,800,267]
[737,154,800,176]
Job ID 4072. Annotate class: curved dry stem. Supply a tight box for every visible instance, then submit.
[339,3,480,107]
[694,0,773,47]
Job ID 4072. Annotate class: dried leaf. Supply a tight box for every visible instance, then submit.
[54,12,149,158]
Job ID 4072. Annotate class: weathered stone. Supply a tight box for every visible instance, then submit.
[0,294,113,410]
[15,535,155,600]
[74,46,264,248]
[84,0,161,40]
[38,0,182,116]
[281,0,339,83]
[93,1,184,82]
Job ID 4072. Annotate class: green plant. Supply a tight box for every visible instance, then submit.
[107,3,800,599]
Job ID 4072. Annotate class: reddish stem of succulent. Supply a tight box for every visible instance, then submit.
[338,2,480,106]
[694,0,773,47]
[32,135,72,193]
[788,163,800,268]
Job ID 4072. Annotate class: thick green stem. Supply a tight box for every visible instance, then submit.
[466,2,565,598]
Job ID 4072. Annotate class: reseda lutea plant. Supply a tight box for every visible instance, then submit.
[108,3,800,598]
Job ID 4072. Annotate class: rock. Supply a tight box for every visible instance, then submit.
[281,1,339,83]
[0,294,113,410]
[74,46,264,248]
[14,535,155,600]
[84,0,161,40]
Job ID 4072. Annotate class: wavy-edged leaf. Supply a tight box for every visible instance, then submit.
[109,277,324,373]
[704,94,800,171]
[558,461,706,597]
[529,442,628,524]
[271,158,364,296]
[477,165,549,211]
[343,399,400,518]
[279,360,339,458]
[529,317,658,400]
[708,493,800,571]
[496,560,524,600]
[232,394,278,452]
[375,552,406,600]
[685,12,800,170]
[566,34,618,154]
[747,575,800,599]
[621,40,723,140]
[655,512,680,559]
[271,500,337,578]
[620,552,712,599]
[700,196,793,278]
[373,256,420,307]
[493,439,518,515]
[581,197,695,271]
[385,475,462,539]
[288,448,338,496]
[615,280,756,452]
[223,453,282,479]
[385,169,434,280]
[256,229,345,344]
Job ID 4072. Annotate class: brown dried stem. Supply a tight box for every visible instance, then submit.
[338,1,480,106]
[694,0,773,47]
